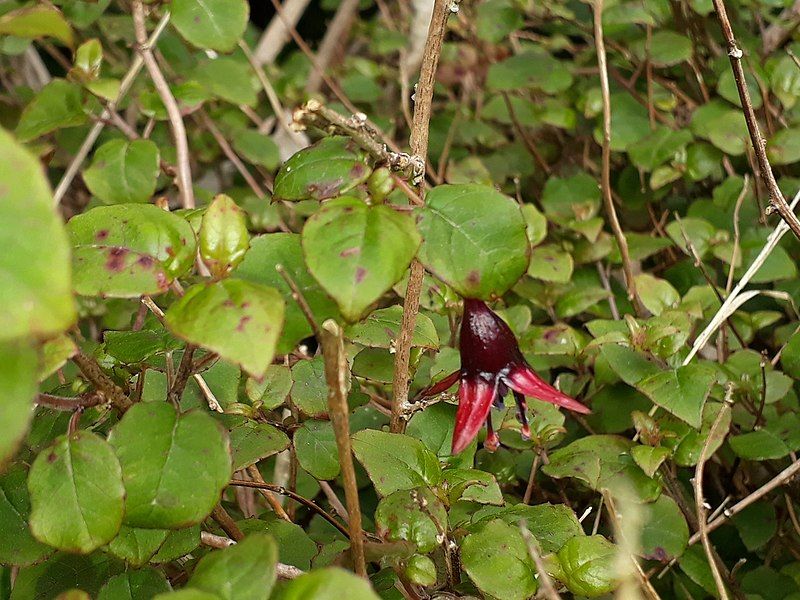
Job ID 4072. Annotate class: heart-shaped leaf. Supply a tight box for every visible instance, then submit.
[83,139,160,205]
[171,0,248,52]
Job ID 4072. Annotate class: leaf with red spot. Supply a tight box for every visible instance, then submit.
[71,246,170,298]
[68,204,197,279]
[302,197,420,321]
[273,136,373,201]
[165,279,284,377]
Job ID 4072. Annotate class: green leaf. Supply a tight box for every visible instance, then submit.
[281,567,380,600]
[165,279,284,378]
[634,274,679,315]
[598,343,661,386]
[191,58,258,107]
[245,364,292,410]
[0,341,37,468]
[461,519,538,600]
[555,535,617,597]
[74,38,103,80]
[11,552,122,600]
[29,432,125,553]
[690,101,748,156]
[648,31,692,66]
[630,444,670,477]
[0,128,75,341]
[0,466,52,566]
[294,420,340,480]
[172,0,248,52]
[234,233,340,354]
[151,526,201,563]
[543,434,661,501]
[486,49,573,94]
[233,130,280,170]
[528,244,574,283]
[200,194,250,278]
[188,533,277,600]
[783,331,800,379]
[107,525,169,566]
[732,502,777,551]
[476,0,523,42]
[767,128,800,165]
[417,184,530,299]
[97,568,171,600]
[640,495,689,561]
[0,5,73,47]
[440,468,503,505]
[229,421,289,471]
[302,197,420,321]
[541,172,601,223]
[628,127,693,171]
[375,488,447,553]
[16,80,87,141]
[71,245,171,297]
[290,356,328,417]
[405,554,437,586]
[351,429,442,496]
[274,136,373,201]
[474,503,585,553]
[637,364,716,428]
[108,402,232,528]
[344,305,438,349]
[239,518,316,569]
[729,413,800,460]
[83,139,160,204]
[68,204,197,279]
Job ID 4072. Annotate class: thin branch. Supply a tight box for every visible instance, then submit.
[52,12,171,206]
[390,0,450,434]
[238,41,294,139]
[199,532,305,578]
[694,391,734,600]
[712,0,800,240]
[593,0,645,317]
[210,504,244,541]
[320,319,367,577]
[71,349,132,412]
[519,521,562,600]
[253,0,312,66]
[132,2,195,209]
[245,465,292,522]
[319,481,350,523]
[36,392,104,411]
[276,264,322,338]
[305,0,361,93]
[501,92,551,175]
[685,189,800,363]
[229,480,350,538]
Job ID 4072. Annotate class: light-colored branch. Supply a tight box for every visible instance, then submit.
[694,393,733,600]
[305,0,361,93]
[320,320,366,577]
[685,189,800,363]
[592,0,645,317]
[253,0,312,66]
[132,2,194,209]
[519,521,562,600]
[246,464,292,522]
[71,350,132,412]
[390,0,450,434]
[238,41,294,139]
[712,0,800,240]
[53,12,171,206]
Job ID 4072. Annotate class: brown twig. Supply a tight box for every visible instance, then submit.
[36,392,104,411]
[132,2,195,208]
[229,480,350,538]
[320,320,367,577]
[592,0,645,317]
[694,391,734,600]
[197,110,266,198]
[71,349,132,412]
[168,345,195,404]
[390,0,450,434]
[245,465,292,522]
[210,504,244,541]
[501,92,551,175]
[238,41,294,139]
[275,264,322,338]
[712,0,800,240]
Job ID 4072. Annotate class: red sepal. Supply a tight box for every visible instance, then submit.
[506,365,591,414]
[452,376,496,454]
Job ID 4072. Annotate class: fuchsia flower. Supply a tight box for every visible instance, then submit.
[420,299,591,455]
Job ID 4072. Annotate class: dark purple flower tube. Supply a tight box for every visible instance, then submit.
[419,299,590,454]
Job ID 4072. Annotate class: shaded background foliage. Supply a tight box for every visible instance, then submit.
[4,0,800,598]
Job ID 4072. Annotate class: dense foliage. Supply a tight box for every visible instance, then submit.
[4,0,800,598]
